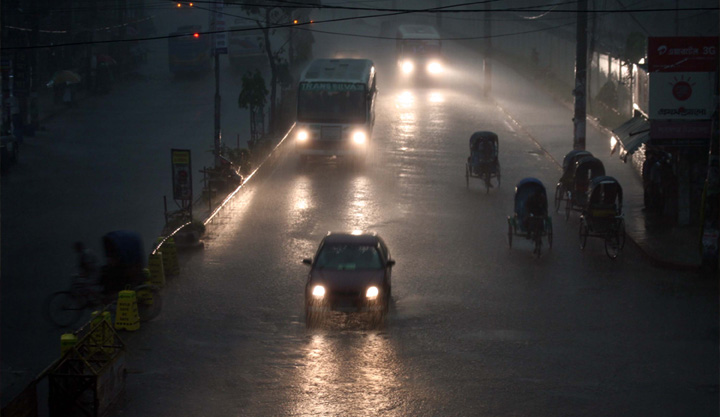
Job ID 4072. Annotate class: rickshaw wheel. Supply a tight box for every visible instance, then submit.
[507,222,513,248]
[618,218,626,250]
[547,222,553,250]
[484,174,491,194]
[579,220,588,250]
[554,184,563,213]
[465,165,469,189]
[565,197,571,221]
[533,234,542,258]
[496,164,501,187]
[605,234,621,259]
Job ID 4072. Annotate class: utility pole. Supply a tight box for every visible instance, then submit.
[214,51,221,167]
[573,0,588,150]
[1,1,11,136]
[211,1,228,167]
[483,1,492,97]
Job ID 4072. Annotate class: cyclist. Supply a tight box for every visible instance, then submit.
[524,190,547,235]
[98,231,146,298]
[74,241,98,279]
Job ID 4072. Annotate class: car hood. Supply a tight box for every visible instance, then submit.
[311,269,385,291]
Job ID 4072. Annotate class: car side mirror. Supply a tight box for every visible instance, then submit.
[387,259,395,267]
[302,258,312,265]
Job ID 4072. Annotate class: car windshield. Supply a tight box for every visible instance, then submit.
[315,244,383,270]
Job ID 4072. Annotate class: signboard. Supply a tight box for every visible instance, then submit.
[300,82,365,91]
[171,149,192,202]
[650,120,712,139]
[648,72,714,120]
[648,37,718,72]
[212,1,228,54]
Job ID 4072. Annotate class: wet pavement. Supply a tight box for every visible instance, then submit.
[2,11,715,416]
[439,37,706,271]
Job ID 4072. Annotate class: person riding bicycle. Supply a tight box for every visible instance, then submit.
[74,241,98,279]
[98,231,146,298]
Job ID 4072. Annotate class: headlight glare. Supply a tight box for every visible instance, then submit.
[427,61,443,74]
[297,130,309,142]
[402,60,414,74]
[366,286,379,299]
[312,285,325,298]
[352,131,367,145]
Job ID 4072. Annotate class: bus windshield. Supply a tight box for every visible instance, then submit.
[297,83,367,124]
[401,40,440,57]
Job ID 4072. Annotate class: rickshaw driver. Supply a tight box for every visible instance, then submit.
[524,190,547,234]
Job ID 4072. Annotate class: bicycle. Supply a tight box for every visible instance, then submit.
[44,277,162,328]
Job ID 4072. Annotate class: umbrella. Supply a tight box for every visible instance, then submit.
[97,54,117,65]
[47,70,81,87]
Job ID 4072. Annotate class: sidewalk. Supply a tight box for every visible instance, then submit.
[483,55,703,271]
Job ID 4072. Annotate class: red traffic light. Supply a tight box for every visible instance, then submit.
[193,33,199,38]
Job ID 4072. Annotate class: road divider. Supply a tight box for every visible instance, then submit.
[114,290,140,331]
[148,253,166,288]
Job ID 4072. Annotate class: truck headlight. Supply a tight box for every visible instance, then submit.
[297,130,309,142]
[402,60,414,74]
[366,286,379,300]
[352,131,367,145]
[312,285,325,298]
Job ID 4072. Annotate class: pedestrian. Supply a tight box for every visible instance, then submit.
[62,83,73,107]
[649,157,664,213]
[642,150,657,211]
[10,95,22,143]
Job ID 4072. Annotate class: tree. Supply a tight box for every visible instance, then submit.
[233,1,319,135]
[238,69,268,145]
[231,3,288,135]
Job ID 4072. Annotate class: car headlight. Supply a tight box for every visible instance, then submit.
[366,286,379,300]
[352,131,367,145]
[402,60,414,74]
[297,130,309,142]
[427,61,443,74]
[312,285,325,298]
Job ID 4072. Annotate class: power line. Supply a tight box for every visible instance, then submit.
[2,2,717,51]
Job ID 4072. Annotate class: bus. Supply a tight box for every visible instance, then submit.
[168,25,212,74]
[396,24,444,79]
[295,58,377,163]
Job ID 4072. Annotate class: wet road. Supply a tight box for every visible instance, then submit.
[1,10,716,415]
[114,72,717,415]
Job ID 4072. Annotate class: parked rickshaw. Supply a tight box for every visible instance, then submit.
[508,178,553,258]
[564,155,605,220]
[579,176,626,259]
[554,150,593,212]
[465,131,501,193]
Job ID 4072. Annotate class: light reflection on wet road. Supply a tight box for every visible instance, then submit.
[113,61,716,417]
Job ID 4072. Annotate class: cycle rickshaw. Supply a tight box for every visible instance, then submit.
[44,230,163,327]
[579,176,626,259]
[554,150,593,212]
[465,131,501,193]
[563,155,605,220]
[507,178,553,258]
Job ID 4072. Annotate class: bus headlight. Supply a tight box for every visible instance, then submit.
[427,61,443,74]
[312,285,326,298]
[402,60,414,74]
[352,131,367,145]
[297,130,309,142]
[366,286,379,300]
